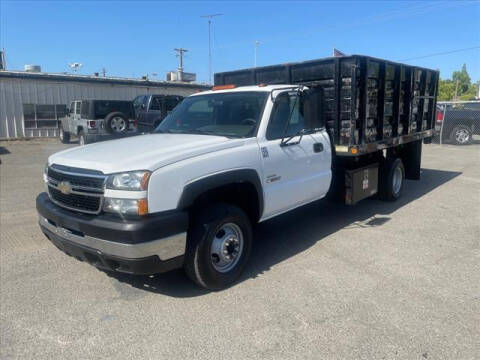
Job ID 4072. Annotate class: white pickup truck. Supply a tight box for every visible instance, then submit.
[37,56,438,289]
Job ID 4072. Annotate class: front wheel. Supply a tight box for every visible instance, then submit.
[450,125,472,145]
[184,203,252,290]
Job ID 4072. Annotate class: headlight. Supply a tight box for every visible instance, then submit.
[106,171,150,191]
[103,198,148,216]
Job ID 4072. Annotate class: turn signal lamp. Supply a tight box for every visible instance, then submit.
[138,198,148,216]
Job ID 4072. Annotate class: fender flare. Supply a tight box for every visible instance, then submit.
[177,169,264,218]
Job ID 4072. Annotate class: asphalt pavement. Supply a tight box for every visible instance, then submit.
[0,138,479,359]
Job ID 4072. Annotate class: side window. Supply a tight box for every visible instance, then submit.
[266,92,304,140]
[75,102,82,115]
[69,102,75,114]
[165,97,181,113]
[81,102,90,117]
[133,96,145,109]
[149,96,162,111]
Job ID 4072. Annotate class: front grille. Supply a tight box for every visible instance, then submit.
[48,167,105,190]
[46,165,106,214]
[49,187,101,213]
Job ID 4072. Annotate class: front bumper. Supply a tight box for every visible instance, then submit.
[36,192,188,275]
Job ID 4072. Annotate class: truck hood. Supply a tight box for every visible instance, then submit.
[48,134,243,174]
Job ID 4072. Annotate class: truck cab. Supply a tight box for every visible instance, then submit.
[133,94,184,133]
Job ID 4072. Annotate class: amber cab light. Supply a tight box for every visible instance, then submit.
[212,84,236,91]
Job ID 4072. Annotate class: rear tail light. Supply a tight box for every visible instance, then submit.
[436,110,444,123]
[88,120,96,128]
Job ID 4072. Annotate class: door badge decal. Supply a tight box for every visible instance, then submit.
[261,147,269,158]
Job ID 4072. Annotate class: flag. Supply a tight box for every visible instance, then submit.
[333,48,346,57]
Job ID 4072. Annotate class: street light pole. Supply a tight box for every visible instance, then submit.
[201,13,223,84]
[254,40,261,67]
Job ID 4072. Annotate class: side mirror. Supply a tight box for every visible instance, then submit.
[303,87,324,130]
[141,104,146,110]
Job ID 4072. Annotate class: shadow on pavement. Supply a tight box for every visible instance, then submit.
[106,168,461,298]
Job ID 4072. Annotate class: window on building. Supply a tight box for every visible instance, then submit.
[22,104,67,129]
[23,104,36,128]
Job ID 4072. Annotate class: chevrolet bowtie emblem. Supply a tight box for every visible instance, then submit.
[57,181,72,195]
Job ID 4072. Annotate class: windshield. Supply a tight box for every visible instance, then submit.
[155,91,268,138]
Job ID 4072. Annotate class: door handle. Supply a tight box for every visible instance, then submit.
[313,143,324,153]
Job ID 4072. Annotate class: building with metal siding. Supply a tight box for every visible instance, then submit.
[0,71,209,139]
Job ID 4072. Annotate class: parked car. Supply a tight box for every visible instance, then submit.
[435,101,480,145]
[60,100,137,145]
[133,94,183,132]
[37,55,437,289]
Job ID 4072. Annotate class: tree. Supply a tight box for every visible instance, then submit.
[437,64,477,101]
[437,79,456,101]
[452,63,471,95]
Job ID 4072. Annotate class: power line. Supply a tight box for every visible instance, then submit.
[400,46,480,61]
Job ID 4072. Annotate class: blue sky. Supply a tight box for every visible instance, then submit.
[1,1,479,83]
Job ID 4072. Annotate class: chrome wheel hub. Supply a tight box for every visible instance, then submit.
[210,223,244,273]
[111,117,126,132]
[393,166,403,194]
[455,129,469,144]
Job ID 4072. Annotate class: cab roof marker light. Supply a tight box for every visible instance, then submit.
[212,84,236,91]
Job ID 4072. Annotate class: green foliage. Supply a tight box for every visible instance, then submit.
[459,83,478,101]
[452,63,471,94]
[438,64,478,101]
[437,79,456,101]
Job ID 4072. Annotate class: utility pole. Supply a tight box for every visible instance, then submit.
[174,48,188,73]
[254,40,261,67]
[201,13,223,84]
[454,79,459,101]
[102,67,106,77]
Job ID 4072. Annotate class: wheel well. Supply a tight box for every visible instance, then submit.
[189,182,261,224]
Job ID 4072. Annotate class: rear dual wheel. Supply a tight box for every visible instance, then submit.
[379,158,405,201]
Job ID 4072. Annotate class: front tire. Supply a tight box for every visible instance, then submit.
[450,125,472,145]
[59,127,70,144]
[184,203,252,290]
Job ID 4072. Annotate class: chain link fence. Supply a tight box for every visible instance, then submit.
[432,101,480,145]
